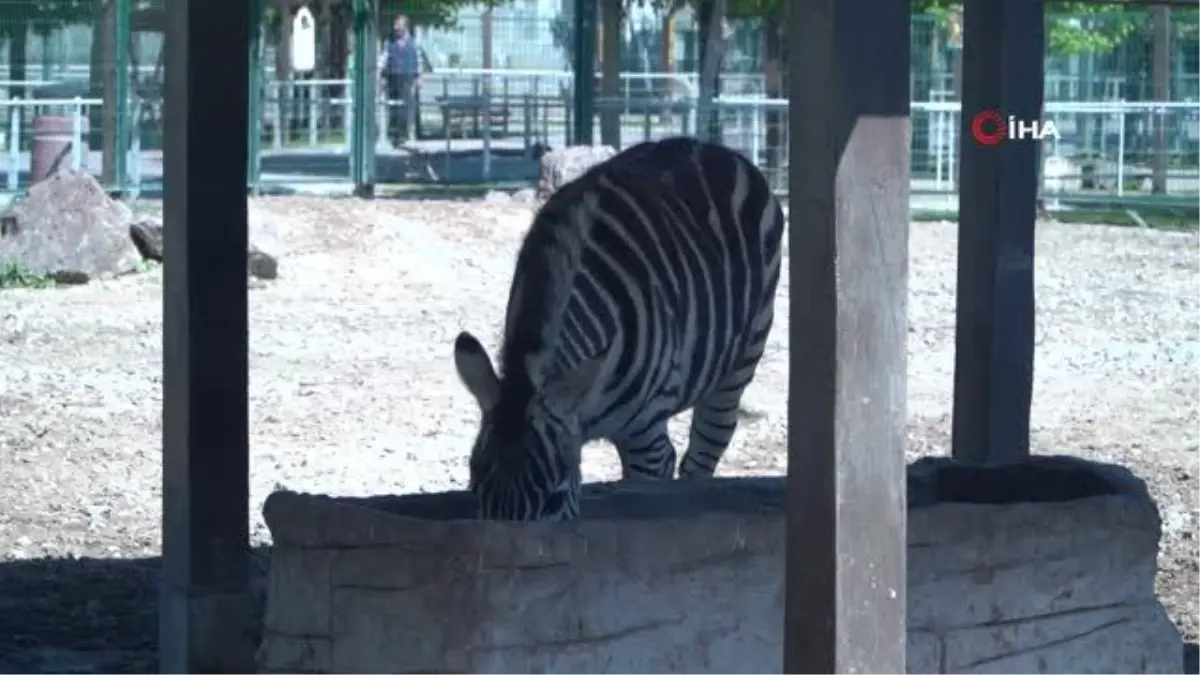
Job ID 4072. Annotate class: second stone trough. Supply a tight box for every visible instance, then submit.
[257,456,1181,674]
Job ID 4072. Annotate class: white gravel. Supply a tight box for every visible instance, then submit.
[1,196,1196,643]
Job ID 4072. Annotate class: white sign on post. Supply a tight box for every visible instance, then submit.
[291,7,317,74]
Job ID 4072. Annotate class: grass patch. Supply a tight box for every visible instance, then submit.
[132,259,160,274]
[1048,208,1198,232]
[0,260,54,289]
[0,259,159,289]
[911,209,962,223]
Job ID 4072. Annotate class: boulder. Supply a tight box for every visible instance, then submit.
[536,144,617,201]
[128,218,162,260]
[246,207,282,281]
[248,246,279,281]
[0,170,142,283]
[130,206,281,280]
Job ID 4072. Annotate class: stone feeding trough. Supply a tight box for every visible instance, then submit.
[257,456,1181,674]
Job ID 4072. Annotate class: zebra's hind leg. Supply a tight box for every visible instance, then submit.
[680,329,772,478]
[613,420,677,480]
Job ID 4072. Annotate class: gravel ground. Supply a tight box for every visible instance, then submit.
[0,196,1196,672]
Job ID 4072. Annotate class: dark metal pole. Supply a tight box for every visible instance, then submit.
[951,0,1045,464]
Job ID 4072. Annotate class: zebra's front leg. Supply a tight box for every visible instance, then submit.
[678,395,741,479]
[613,421,677,480]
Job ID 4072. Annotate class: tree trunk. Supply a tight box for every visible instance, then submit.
[1151,7,1171,194]
[481,5,493,71]
[99,0,118,184]
[695,0,725,141]
[762,10,784,182]
[481,5,493,139]
[599,0,622,148]
[660,7,674,73]
[9,21,27,101]
[275,0,293,144]
[328,2,350,131]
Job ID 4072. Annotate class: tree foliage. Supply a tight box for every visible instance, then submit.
[0,0,1179,54]
[375,0,508,31]
[1045,5,1143,55]
[257,0,504,38]
[593,0,1158,58]
[0,0,97,35]
[912,0,1148,56]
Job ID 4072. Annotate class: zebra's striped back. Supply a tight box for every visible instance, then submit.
[454,137,784,521]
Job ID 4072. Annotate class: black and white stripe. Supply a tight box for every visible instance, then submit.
[453,137,785,521]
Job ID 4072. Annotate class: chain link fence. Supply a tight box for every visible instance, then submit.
[0,3,1193,210]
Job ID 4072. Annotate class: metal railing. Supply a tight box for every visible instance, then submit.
[0,82,1196,207]
[0,95,153,194]
[913,100,1200,198]
[1,97,95,192]
[258,69,705,150]
[249,77,1199,202]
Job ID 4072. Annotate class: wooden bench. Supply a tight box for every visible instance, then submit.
[437,95,510,138]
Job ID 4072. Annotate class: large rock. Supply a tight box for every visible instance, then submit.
[130,206,282,280]
[536,144,617,201]
[247,209,282,280]
[0,171,141,282]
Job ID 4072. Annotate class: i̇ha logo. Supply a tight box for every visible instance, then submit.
[970,109,1059,146]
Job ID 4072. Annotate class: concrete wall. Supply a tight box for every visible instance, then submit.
[257,456,1181,674]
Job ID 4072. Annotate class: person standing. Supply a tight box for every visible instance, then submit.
[377,14,422,145]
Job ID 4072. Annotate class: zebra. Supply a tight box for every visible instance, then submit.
[452,137,785,521]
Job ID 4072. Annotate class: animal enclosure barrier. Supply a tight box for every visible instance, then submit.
[258,457,1180,674]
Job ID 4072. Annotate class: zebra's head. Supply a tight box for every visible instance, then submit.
[453,331,614,522]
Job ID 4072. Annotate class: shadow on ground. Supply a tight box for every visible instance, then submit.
[0,551,1196,674]
[0,547,271,674]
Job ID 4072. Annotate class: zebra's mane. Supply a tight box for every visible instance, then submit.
[496,175,603,393]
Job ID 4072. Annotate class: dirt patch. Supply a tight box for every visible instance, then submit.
[1,197,1196,671]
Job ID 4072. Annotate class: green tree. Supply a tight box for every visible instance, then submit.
[913,1,1144,56]
[0,0,98,95]
[376,0,508,31]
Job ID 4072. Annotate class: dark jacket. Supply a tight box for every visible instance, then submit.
[378,35,421,77]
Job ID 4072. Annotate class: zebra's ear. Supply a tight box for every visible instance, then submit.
[542,343,615,413]
[454,331,500,411]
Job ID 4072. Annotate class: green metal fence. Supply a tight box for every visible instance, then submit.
[0,3,1193,209]
[0,0,149,196]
